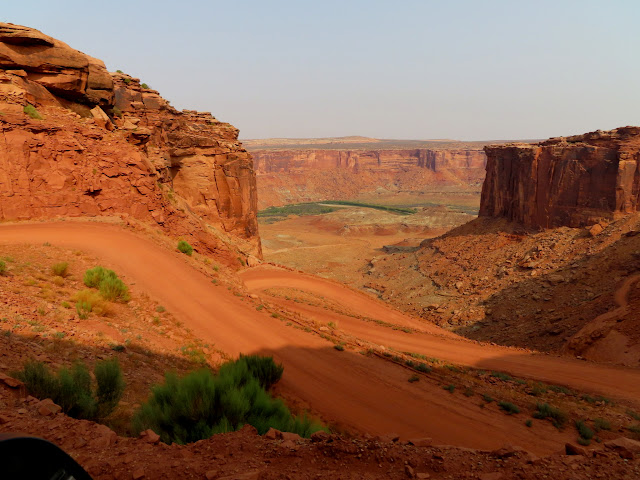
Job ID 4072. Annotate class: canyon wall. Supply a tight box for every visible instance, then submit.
[480,127,640,228]
[250,148,487,208]
[0,23,260,258]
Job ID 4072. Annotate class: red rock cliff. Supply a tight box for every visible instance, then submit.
[480,127,640,228]
[251,148,486,208]
[0,23,260,259]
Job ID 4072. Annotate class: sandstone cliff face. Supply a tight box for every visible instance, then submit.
[251,148,486,208]
[0,23,260,258]
[480,127,640,228]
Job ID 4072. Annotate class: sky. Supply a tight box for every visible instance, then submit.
[3,1,639,140]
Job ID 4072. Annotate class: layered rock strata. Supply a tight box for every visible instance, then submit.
[0,23,260,258]
[251,148,486,208]
[481,127,640,228]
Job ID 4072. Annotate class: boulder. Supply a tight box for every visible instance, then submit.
[139,429,160,444]
[264,428,282,440]
[604,437,640,459]
[565,442,588,456]
[280,432,302,442]
[36,398,62,416]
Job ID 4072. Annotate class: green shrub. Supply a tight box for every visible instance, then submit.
[76,301,91,319]
[334,344,344,352]
[230,355,283,390]
[533,402,567,429]
[116,69,123,73]
[51,262,69,277]
[498,401,520,415]
[482,394,494,403]
[57,362,96,419]
[99,275,129,302]
[111,106,123,118]
[463,387,474,397]
[123,78,131,84]
[575,420,594,441]
[627,410,640,421]
[443,384,455,393]
[530,383,548,396]
[594,418,611,432]
[156,305,166,313]
[84,266,114,288]
[16,361,58,400]
[83,267,129,302]
[15,359,124,421]
[490,371,513,382]
[132,357,324,444]
[0,261,6,275]
[177,240,193,256]
[628,424,640,439]
[95,358,126,417]
[23,104,43,120]
[525,419,532,428]
[408,375,419,383]
[415,363,431,373]
[141,83,150,89]
[548,385,573,395]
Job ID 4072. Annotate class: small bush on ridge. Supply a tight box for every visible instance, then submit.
[51,262,69,277]
[24,104,43,120]
[83,267,129,302]
[533,402,567,429]
[177,240,193,256]
[575,420,594,442]
[498,401,520,415]
[0,261,6,275]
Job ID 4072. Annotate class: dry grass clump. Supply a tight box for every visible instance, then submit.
[51,262,69,277]
[73,289,112,318]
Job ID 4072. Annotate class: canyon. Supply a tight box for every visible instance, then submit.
[247,139,489,209]
[1,22,640,480]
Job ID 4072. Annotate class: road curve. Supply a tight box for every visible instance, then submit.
[1,222,637,454]
[241,265,640,401]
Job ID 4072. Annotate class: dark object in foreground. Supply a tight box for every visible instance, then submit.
[0,433,92,480]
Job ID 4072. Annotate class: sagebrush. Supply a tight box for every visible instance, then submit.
[132,355,323,444]
[83,266,129,302]
[15,358,125,421]
[177,240,193,256]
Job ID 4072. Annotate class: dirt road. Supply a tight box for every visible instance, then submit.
[242,266,640,401]
[2,222,639,454]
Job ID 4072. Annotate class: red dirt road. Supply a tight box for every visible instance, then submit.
[242,267,640,401]
[2,222,639,454]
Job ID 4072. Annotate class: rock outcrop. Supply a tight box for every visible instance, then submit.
[480,127,640,228]
[0,23,260,258]
[250,148,486,208]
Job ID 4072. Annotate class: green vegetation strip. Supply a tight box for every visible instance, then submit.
[258,201,417,220]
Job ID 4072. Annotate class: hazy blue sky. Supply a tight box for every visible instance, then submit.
[3,1,639,140]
